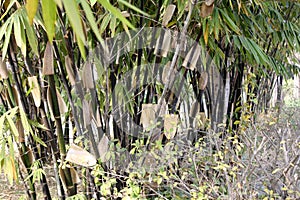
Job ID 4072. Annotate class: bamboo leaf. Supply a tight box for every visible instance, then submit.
[41,0,57,43]
[80,0,102,42]
[2,20,13,59]
[19,106,32,134]
[32,133,47,147]
[63,0,86,42]
[220,9,240,34]
[42,42,54,75]
[0,0,16,21]
[13,15,26,56]
[6,113,19,139]
[0,115,5,138]
[28,76,41,107]
[21,9,38,54]
[90,0,97,6]
[100,14,111,35]
[98,0,135,30]
[53,0,62,9]
[26,0,39,25]
[0,19,11,43]
[77,36,86,60]
[118,0,150,18]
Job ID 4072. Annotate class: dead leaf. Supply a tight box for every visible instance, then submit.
[0,60,9,79]
[65,56,76,86]
[199,71,208,90]
[66,143,97,167]
[83,100,91,128]
[162,61,177,85]
[140,104,157,130]
[164,114,179,140]
[154,29,171,57]
[42,42,54,75]
[200,2,214,18]
[56,89,67,115]
[70,167,80,184]
[205,0,214,6]
[182,44,201,70]
[162,4,176,27]
[82,61,94,89]
[97,135,109,162]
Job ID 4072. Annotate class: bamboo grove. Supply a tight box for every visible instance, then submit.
[0,0,299,199]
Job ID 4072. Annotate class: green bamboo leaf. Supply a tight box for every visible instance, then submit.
[100,14,111,35]
[248,39,269,65]
[2,21,13,59]
[219,9,240,34]
[90,0,97,6]
[63,0,86,42]
[0,0,16,21]
[98,0,135,30]
[6,113,19,139]
[19,106,32,134]
[77,36,86,60]
[117,0,150,17]
[32,133,47,147]
[109,14,117,37]
[21,9,38,55]
[26,0,39,25]
[41,0,57,43]
[0,19,11,42]
[80,0,103,42]
[14,15,26,56]
[0,115,5,137]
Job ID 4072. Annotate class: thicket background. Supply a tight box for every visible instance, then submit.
[0,0,300,199]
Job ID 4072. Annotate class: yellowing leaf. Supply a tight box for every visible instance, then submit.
[41,0,57,43]
[26,0,39,25]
